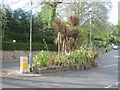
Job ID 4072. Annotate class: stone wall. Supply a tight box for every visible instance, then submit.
[2,50,56,60]
[2,46,113,60]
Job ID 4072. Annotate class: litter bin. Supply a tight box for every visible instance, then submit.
[20,56,28,73]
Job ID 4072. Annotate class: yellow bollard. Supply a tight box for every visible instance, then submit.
[20,56,28,73]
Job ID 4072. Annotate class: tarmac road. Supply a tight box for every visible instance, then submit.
[2,49,119,88]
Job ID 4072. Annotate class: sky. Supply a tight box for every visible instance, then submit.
[108,0,119,25]
[1,0,119,25]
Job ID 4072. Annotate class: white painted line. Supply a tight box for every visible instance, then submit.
[105,85,112,88]
[102,64,118,68]
[105,81,119,88]
[115,82,119,84]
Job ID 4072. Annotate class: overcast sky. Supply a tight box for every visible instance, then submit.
[2,0,119,25]
[108,0,119,25]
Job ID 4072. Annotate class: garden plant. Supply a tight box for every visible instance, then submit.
[33,15,100,74]
[33,43,99,73]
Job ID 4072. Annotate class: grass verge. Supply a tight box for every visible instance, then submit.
[102,48,113,55]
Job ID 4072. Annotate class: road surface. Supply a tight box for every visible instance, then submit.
[2,50,119,88]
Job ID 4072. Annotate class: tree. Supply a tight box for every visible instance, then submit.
[2,7,31,42]
[60,1,112,46]
[42,2,62,27]
[0,4,2,40]
[111,21,120,44]
[1,2,7,40]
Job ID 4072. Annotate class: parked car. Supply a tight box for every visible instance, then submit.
[113,45,119,50]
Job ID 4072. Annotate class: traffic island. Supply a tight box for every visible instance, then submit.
[33,60,97,74]
[31,45,100,74]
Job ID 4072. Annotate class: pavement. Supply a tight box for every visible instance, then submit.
[1,49,120,88]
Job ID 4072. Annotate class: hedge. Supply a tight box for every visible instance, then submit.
[2,42,57,51]
[4,32,55,44]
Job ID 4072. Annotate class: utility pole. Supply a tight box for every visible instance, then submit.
[29,0,32,72]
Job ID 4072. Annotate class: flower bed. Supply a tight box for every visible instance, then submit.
[33,61,97,74]
[33,47,99,74]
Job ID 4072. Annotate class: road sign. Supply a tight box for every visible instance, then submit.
[20,57,28,73]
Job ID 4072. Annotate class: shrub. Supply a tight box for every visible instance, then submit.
[33,46,99,69]
[33,50,55,68]
[32,34,54,44]
[33,50,50,68]
[2,41,57,51]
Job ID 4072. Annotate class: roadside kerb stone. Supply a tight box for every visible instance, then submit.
[3,70,43,77]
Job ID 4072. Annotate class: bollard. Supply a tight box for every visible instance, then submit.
[20,56,28,73]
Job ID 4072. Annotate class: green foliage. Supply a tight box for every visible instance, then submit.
[33,50,50,68]
[40,4,51,24]
[2,2,115,50]
[33,50,56,68]
[110,21,120,45]
[41,2,61,28]
[102,48,113,55]
[62,2,112,46]
[2,7,55,44]
[33,45,99,69]
[2,6,8,39]
[2,41,57,51]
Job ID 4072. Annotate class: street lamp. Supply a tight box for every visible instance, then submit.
[13,40,16,59]
[13,40,16,51]
[89,8,92,46]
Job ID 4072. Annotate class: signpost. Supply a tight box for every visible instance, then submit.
[20,56,28,73]
[29,0,32,72]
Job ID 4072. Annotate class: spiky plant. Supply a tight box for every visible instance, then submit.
[68,16,80,52]
[68,15,80,27]
[71,28,79,52]
[62,24,71,54]
[53,20,64,55]
[53,20,71,55]
[52,20,64,33]
[53,15,80,54]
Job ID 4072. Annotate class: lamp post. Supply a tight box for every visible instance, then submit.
[89,8,92,46]
[29,0,32,72]
[13,40,16,51]
[13,40,16,59]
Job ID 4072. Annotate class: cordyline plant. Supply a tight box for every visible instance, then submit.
[33,16,99,69]
[52,15,80,55]
[68,16,80,52]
